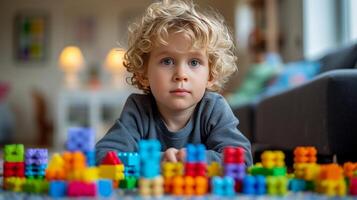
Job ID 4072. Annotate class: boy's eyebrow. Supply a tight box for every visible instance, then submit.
[153,50,207,58]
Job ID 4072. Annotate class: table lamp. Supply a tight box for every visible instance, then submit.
[104,48,126,89]
[59,46,85,89]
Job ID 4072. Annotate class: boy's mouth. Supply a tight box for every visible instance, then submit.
[170,88,191,95]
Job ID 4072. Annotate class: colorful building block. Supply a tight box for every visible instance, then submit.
[211,176,235,196]
[242,175,266,195]
[49,181,67,197]
[67,181,97,197]
[4,144,24,162]
[22,179,49,194]
[25,148,48,165]
[3,162,25,177]
[289,178,306,192]
[186,144,206,162]
[294,146,317,163]
[99,165,125,181]
[224,163,245,181]
[261,151,285,168]
[3,177,26,192]
[98,179,113,197]
[139,176,164,196]
[208,162,222,177]
[67,127,95,152]
[119,177,138,189]
[223,146,245,164]
[162,162,184,178]
[101,151,121,165]
[266,176,288,196]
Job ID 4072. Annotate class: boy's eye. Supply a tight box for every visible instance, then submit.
[160,58,174,66]
[189,59,201,67]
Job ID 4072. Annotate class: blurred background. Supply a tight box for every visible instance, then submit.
[0,0,356,149]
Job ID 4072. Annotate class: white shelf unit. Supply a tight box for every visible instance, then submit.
[55,89,131,150]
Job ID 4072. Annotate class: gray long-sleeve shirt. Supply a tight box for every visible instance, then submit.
[95,91,252,166]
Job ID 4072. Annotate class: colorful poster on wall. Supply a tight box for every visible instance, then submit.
[14,13,48,62]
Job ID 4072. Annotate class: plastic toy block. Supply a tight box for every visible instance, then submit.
[4,144,24,162]
[124,165,140,177]
[25,164,47,178]
[294,163,320,181]
[317,179,346,197]
[141,161,160,178]
[67,127,95,152]
[170,176,208,196]
[266,176,288,196]
[208,162,222,177]
[223,146,245,164]
[294,146,317,163]
[350,177,357,195]
[139,176,164,196]
[22,179,49,194]
[211,176,235,196]
[139,140,161,160]
[343,162,357,178]
[82,167,99,182]
[48,153,64,169]
[289,178,306,192]
[224,163,245,180]
[49,181,67,198]
[67,181,97,197]
[25,148,48,165]
[319,164,344,180]
[261,150,285,168]
[186,144,206,162]
[242,175,266,195]
[4,162,25,177]
[162,162,184,178]
[99,164,125,180]
[249,166,287,176]
[98,179,113,197]
[119,176,138,189]
[185,162,207,177]
[62,151,86,171]
[101,151,121,165]
[118,152,140,166]
[46,168,66,180]
[3,177,26,192]
[85,151,96,167]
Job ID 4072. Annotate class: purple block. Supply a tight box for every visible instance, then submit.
[67,127,95,152]
[25,149,48,165]
[224,163,246,181]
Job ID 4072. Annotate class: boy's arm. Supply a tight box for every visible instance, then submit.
[203,95,253,166]
[95,95,143,164]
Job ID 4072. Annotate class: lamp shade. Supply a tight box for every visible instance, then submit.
[59,46,84,73]
[105,48,125,74]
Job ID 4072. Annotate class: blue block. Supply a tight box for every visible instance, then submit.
[124,165,140,177]
[49,181,67,198]
[140,161,160,178]
[186,144,206,162]
[98,179,113,197]
[118,152,140,167]
[289,178,306,192]
[85,151,96,166]
[139,140,161,160]
[212,176,235,196]
[256,175,266,195]
[67,127,95,152]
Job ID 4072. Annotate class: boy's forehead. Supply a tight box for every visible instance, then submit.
[152,33,207,55]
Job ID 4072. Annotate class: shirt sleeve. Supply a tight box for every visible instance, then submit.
[95,94,144,164]
[203,94,253,166]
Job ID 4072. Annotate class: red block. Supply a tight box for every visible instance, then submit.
[101,151,121,165]
[350,177,357,195]
[4,162,25,177]
[223,147,245,164]
[185,163,207,177]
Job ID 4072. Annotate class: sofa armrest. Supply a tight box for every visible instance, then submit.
[232,103,255,143]
[255,69,357,156]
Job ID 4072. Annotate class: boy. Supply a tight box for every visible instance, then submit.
[96,0,252,166]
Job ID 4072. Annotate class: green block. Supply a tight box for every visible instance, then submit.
[4,144,24,162]
[266,176,288,196]
[305,180,315,191]
[22,179,49,194]
[250,166,286,176]
[119,177,138,189]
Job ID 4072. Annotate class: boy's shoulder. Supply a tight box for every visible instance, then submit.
[127,93,154,105]
[202,91,225,102]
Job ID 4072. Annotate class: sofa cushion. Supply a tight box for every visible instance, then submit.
[319,43,357,73]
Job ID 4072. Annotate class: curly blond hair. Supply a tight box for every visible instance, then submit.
[124,0,238,93]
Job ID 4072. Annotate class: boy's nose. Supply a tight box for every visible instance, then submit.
[173,65,188,82]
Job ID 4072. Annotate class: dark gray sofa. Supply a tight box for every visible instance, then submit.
[233,43,357,164]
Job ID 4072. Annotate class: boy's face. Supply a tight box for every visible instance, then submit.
[145,32,213,113]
